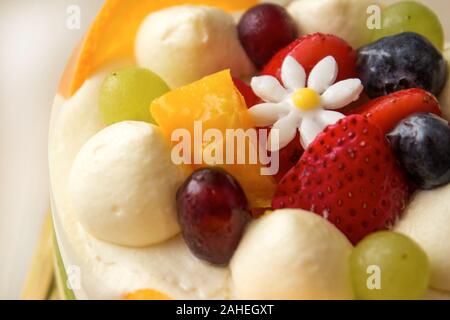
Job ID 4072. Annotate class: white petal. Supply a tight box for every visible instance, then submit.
[249,103,290,127]
[300,116,324,149]
[267,113,299,152]
[321,79,363,110]
[251,76,288,103]
[307,56,338,94]
[281,56,306,91]
[315,110,345,127]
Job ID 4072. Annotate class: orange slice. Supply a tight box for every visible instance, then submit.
[58,0,258,99]
[124,289,171,300]
[151,70,276,208]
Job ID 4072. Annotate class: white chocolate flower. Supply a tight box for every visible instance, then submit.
[249,56,363,151]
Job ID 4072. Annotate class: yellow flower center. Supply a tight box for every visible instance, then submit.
[292,88,321,111]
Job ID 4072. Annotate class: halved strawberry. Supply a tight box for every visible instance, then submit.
[272,115,410,244]
[350,88,441,134]
[262,33,358,83]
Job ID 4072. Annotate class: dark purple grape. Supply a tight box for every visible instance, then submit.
[357,32,447,99]
[176,168,251,266]
[238,3,298,69]
[387,112,450,189]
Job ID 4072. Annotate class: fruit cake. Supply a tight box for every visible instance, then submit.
[49,0,450,300]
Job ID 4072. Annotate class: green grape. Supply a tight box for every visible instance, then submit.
[99,67,169,125]
[350,231,429,300]
[372,1,444,50]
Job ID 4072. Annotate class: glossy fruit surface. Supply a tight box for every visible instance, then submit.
[262,33,357,83]
[350,231,429,300]
[176,168,251,265]
[372,1,444,50]
[238,3,297,69]
[387,112,450,189]
[357,32,447,99]
[352,88,441,134]
[273,115,409,244]
[151,70,276,208]
[99,67,169,125]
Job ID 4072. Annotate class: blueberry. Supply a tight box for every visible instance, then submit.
[358,32,447,99]
[387,113,450,189]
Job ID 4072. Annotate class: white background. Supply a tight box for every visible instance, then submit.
[0,0,102,299]
[0,0,448,299]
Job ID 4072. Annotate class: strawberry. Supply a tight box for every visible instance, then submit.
[262,33,358,83]
[350,88,441,134]
[272,115,410,244]
[232,77,260,108]
[251,34,358,179]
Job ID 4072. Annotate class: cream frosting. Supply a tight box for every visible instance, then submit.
[135,5,255,88]
[49,69,231,299]
[395,183,450,292]
[230,209,354,299]
[69,121,184,247]
[287,0,377,48]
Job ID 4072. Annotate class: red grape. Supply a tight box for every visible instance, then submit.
[176,168,251,265]
[238,3,298,69]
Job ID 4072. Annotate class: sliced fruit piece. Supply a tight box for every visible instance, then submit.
[151,70,276,208]
[272,115,410,244]
[58,0,258,98]
[151,70,253,140]
[262,33,357,83]
[124,289,171,300]
[351,88,441,133]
